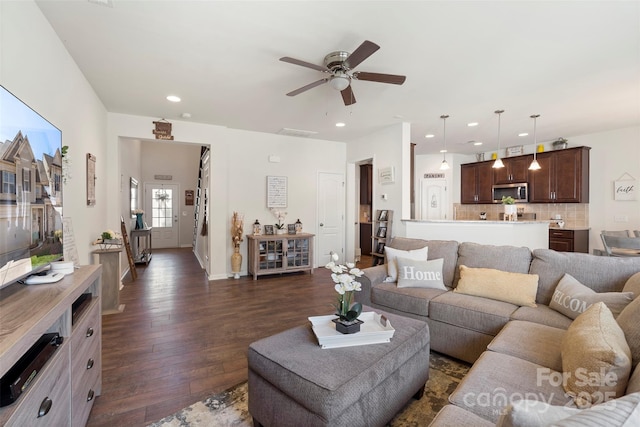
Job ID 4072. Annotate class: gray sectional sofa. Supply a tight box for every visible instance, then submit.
[356,237,640,425]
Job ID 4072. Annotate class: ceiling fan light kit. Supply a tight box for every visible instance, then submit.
[280,40,406,106]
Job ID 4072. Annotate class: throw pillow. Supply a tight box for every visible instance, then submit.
[454,265,539,307]
[617,296,640,369]
[496,399,580,427]
[396,257,446,290]
[623,271,640,300]
[549,273,634,319]
[383,245,428,282]
[561,302,632,408]
[553,392,640,426]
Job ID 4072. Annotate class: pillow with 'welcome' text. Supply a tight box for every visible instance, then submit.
[396,257,446,290]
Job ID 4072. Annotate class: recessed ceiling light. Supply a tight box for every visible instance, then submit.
[335,122,346,127]
[181,113,192,119]
[166,95,181,102]
[425,134,435,138]
[518,132,529,137]
[439,149,448,153]
[473,141,483,146]
[467,122,479,127]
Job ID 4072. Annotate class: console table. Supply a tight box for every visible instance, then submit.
[131,227,152,265]
[247,233,314,280]
[0,265,102,426]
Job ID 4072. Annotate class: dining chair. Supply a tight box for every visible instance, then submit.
[601,230,632,237]
[600,233,640,257]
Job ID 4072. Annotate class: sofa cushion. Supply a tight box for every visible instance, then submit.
[488,320,565,372]
[530,249,640,305]
[510,305,573,330]
[623,271,640,299]
[384,245,428,282]
[429,291,516,336]
[430,404,494,427]
[454,265,538,307]
[496,399,580,427]
[396,257,446,289]
[553,392,640,426]
[549,273,633,319]
[561,302,632,408]
[628,364,640,394]
[453,242,533,287]
[449,351,573,423]
[616,295,640,368]
[388,238,459,287]
[370,282,445,317]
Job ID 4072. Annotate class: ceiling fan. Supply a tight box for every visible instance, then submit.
[279,40,406,106]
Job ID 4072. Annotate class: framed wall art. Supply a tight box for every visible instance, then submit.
[267,176,287,208]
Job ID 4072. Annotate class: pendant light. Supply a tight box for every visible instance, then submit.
[528,114,541,170]
[439,114,450,170]
[492,109,505,169]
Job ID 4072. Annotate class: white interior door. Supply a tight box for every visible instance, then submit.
[317,172,345,266]
[420,179,448,220]
[145,183,179,248]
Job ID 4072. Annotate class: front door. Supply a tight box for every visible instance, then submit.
[145,183,179,248]
[317,172,345,265]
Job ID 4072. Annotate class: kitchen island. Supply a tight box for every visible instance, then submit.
[403,219,549,250]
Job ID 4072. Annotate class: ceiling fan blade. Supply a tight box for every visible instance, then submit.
[279,57,328,72]
[353,71,406,85]
[340,85,357,106]
[345,40,380,69]
[286,78,329,96]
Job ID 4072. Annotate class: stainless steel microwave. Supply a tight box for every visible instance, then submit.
[492,183,528,203]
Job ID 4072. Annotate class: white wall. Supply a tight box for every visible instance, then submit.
[2,1,109,265]
[108,113,347,279]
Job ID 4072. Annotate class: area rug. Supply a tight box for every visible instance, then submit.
[148,352,470,427]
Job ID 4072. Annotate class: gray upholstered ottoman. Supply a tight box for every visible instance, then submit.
[248,309,430,427]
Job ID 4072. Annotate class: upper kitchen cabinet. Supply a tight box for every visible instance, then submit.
[493,155,532,184]
[360,164,373,205]
[461,161,494,204]
[529,146,590,203]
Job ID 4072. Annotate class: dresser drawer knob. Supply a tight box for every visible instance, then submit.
[87,389,95,402]
[37,397,52,418]
[86,327,94,337]
[87,358,94,369]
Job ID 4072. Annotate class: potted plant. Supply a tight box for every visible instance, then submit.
[270,209,287,235]
[325,252,364,334]
[502,196,517,221]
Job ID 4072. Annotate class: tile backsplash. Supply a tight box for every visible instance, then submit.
[454,203,589,228]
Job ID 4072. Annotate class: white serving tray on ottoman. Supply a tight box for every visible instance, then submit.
[308,311,395,349]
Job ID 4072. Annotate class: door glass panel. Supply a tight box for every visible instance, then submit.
[151,188,173,228]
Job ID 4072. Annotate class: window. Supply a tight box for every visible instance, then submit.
[54,173,61,192]
[151,188,173,228]
[2,171,16,194]
[22,169,31,192]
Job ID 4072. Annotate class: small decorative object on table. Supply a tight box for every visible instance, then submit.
[253,219,261,235]
[295,218,303,234]
[326,252,364,334]
[231,212,244,279]
[133,209,145,229]
[271,208,287,235]
[93,229,122,250]
[502,196,517,222]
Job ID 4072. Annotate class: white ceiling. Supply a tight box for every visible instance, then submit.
[35,0,640,155]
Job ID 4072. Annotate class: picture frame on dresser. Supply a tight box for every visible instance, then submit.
[378,210,388,221]
[377,227,387,238]
[264,225,274,235]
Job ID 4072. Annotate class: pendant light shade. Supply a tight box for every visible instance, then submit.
[492,109,505,169]
[528,114,541,170]
[439,114,450,170]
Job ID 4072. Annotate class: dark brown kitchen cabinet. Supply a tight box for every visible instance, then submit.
[493,155,532,184]
[549,229,589,253]
[529,147,590,203]
[461,161,494,204]
[359,164,372,205]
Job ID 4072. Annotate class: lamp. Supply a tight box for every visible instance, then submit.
[439,114,450,170]
[492,109,505,169]
[329,72,350,91]
[528,114,541,170]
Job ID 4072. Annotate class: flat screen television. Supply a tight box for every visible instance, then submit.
[0,85,63,289]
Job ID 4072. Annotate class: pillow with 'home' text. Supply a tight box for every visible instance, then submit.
[396,257,446,290]
[383,245,428,282]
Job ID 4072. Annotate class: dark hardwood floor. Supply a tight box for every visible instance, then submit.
[88,248,372,426]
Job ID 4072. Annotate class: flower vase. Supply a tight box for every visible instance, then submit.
[135,213,144,229]
[231,246,242,279]
[275,228,286,235]
[332,318,364,334]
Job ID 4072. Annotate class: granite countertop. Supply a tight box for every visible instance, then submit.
[403,219,548,225]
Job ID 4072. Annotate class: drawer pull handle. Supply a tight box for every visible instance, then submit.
[38,397,52,418]
[86,327,94,337]
[87,358,94,369]
[87,389,95,402]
